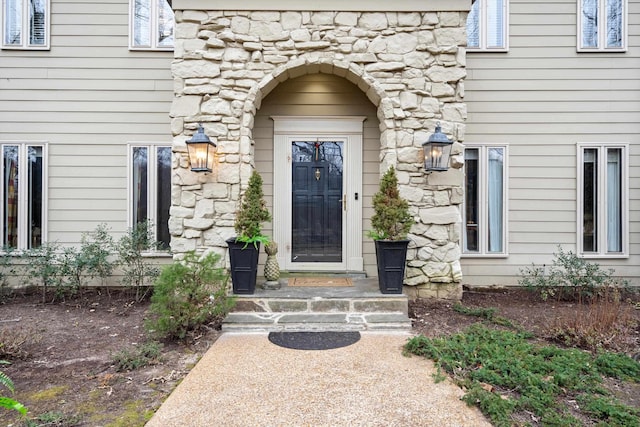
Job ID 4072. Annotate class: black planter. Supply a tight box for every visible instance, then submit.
[226,238,260,295]
[374,239,409,294]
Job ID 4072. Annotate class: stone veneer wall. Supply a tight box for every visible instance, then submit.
[169,7,468,300]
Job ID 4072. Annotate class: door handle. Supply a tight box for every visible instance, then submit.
[343,194,347,212]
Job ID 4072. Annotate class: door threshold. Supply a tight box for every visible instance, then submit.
[280,271,367,279]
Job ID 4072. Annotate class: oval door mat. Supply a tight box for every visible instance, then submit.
[268,331,361,350]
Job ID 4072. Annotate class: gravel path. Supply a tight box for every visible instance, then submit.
[146,332,492,427]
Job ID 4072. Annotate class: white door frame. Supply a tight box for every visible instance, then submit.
[272,116,365,272]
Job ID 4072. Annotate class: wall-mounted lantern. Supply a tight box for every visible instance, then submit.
[422,123,453,172]
[186,124,216,173]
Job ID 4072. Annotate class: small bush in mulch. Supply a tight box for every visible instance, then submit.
[145,251,235,341]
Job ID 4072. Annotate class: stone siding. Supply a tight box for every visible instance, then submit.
[170,8,468,299]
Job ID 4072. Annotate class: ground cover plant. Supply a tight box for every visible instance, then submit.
[406,323,639,426]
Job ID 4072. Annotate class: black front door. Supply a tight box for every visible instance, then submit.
[291,141,343,263]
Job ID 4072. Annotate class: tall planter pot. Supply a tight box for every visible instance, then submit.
[374,239,409,294]
[226,238,260,295]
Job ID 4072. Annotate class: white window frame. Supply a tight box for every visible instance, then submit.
[577,143,628,258]
[2,0,50,50]
[577,0,627,52]
[462,144,508,257]
[0,142,48,251]
[129,0,174,51]
[466,0,509,52]
[128,142,172,254]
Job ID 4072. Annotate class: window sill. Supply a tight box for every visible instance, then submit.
[576,47,627,53]
[461,253,508,259]
[579,253,629,260]
[129,47,174,52]
[141,251,173,258]
[467,48,509,53]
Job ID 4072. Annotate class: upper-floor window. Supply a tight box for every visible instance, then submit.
[1,143,46,250]
[467,0,508,51]
[578,143,628,257]
[2,0,49,50]
[578,0,626,51]
[463,145,508,256]
[130,144,171,251]
[130,0,174,50]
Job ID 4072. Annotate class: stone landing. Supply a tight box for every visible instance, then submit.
[222,277,412,332]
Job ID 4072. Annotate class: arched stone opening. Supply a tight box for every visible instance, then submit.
[169,6,468,298]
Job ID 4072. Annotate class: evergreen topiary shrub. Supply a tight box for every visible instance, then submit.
[233,170,271,247]
[145,251,235,341]
[370,167,413,241]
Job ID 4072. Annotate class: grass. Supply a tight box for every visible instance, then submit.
[405,323,640,426]
[112,341,162,372]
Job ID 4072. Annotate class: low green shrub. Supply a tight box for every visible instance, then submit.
[453,304,515,328]
[23,411,82,427]
[405,324,640,426]
[145,251,235,341]
[112,341,162,372]
[518,246,627,302]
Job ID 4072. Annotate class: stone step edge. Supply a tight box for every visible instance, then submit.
[222,312,411,331]
[232,299,409,315]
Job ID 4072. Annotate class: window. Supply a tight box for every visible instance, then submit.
[1,143,45,250]
[130,0,174,50]
[578,0,626,51]
[2,0,49,49]
[578,143,627,257]
[466,0,508,51]
[130,144,171,251]
[463,145,507,255]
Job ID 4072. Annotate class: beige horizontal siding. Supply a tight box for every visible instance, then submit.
[0,0,172,247]
[463,0,640,286]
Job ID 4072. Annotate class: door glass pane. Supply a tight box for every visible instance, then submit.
[3,146,19,248]
[464,149,479,252]
[291,141,343,263]
[583,148,597,252]
[27,146,43,248]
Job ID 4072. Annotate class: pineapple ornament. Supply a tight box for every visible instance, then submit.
[262,241,281,289]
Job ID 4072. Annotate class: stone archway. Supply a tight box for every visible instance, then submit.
[168,4,468,299]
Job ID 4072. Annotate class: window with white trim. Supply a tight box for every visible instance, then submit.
[578,143,628,257]
[463,145,507,255]
[130,144,171,251]
[130,0,174,50]
[578,0,626,51]
[1,143,45,250]
[466,0,508,51]
[2,0,49,50]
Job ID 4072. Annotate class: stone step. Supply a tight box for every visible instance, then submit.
[222,278,412,332]
[230,296,409,315]
[222,312,412,332]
